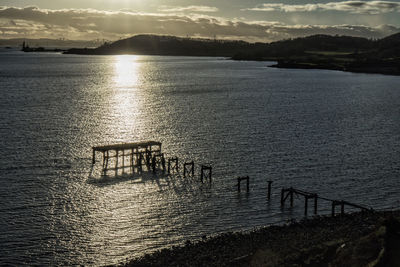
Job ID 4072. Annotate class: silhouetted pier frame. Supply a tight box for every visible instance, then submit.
[281,187,372,216]
[92,141,163,175]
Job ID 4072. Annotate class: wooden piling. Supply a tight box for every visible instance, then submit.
[92,149,96,164]
[168,157,179,174]
[280,188,318,216]
[183,161,194,178]
[237,176,249,192]
[200,165,212,183]
[314,195,318,215]
[267,181,273,200]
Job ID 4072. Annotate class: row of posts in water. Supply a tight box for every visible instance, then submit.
[92,142,372,217]
[110,153,370,218]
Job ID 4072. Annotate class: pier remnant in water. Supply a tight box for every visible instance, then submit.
[281,188,318,216]
[280,187,371,217]
[267,181,273,200]
[183,161,194,178]
[200,165,212,183]
[92,141,162,175]
[237,176,250,192]
[330,200,370,217]
[152,153,166,173]
[168,157,179,174]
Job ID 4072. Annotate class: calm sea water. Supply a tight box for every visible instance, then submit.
[0,50,399,265]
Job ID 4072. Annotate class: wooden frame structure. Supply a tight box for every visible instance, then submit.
[92,141,162,175]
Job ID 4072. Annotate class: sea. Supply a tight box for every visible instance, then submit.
[0,50,399,265]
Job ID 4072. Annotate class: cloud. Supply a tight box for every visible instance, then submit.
[244,1,400,14]
[158,5,219,13]
[0,6,399,41]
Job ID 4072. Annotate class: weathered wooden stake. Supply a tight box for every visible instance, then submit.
[290,189,294,207]
[237,176,249,192]
[200,165,212,183]
[152,155,156,173]
[92,149,96,164]
[115,150,119,176]
[161,154,166,172]
[314,195,318,215]
[168,157,179,174]
[183,161,194,178]
[122,150,125,173]
[267,181,273,200]
[304,197,308,216]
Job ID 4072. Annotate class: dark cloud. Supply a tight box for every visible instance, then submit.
[244,1,400,14]
[0,6,399,41]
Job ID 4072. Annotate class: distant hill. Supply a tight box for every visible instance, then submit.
[65,35,266,56]
[262,33,400,75]
[64,33,400,75]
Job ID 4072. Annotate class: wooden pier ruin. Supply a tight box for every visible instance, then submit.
[92,141,164,175]
[280,187,372,216]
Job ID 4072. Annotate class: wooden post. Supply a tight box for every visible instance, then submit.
[304,196,308,216]
[341,201,345,215]
[281,189,285,206]
[183,161,194,178]
[102,151,106,169]
[115,150,119,176]
[332,201,336,217]
[314,194,318,215]
[92,149,96,164]
[161,154,166,172]
[267,181,272,200]
[122,150,125,173]
[237,176,249,192]
[130,149,134,173]
[201,165,212,183]
[152,155,156,173]
[290,189,294,207]
[105,151,109,171]
[168,157,178,174]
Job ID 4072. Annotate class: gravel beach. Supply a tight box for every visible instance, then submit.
[124,210,400,267]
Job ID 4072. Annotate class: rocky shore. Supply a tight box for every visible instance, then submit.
[124,210,400,267]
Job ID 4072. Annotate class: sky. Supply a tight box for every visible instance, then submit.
[0,0,400,42]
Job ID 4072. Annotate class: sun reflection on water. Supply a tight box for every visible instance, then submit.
[114,55,139,88]
[109,55,143,141]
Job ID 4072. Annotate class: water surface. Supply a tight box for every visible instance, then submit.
[0,51,399,265]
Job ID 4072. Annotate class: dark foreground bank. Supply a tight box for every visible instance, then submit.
[123,210,400,267]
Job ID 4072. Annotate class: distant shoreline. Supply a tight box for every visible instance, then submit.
[269,60,400,76]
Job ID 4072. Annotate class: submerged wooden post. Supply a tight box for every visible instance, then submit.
[200,165,212,183]
[168,157,179,174]
[304,196,308,216]
[314,194,318,215]
[115,150,119,176]
[267,181,273,200]
[161,154,166,172]
[290,189,294,207]
[152,155,156,173]
[122,150,125,173]
[237,176,249,192]
[92,149,96,164]
[341,201,345,215]
[183,161,194,178]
